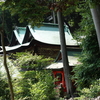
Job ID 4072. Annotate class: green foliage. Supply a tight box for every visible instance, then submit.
[13,71,36,100]
[4,0,49,26]
[3,0,80,27]
[0,52,56,100]
[11,52,54,70]
[0,70,10,100]
[30,70,56,100]
[75,79,100,100]
[13,70,56,100]
[0,2,27,42]
[73,1,95,39]
[72,33,100,90]
[86,0,100,7]
[70,0,100,91]
[10,52,56,100]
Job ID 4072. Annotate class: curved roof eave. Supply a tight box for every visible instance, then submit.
[27,23,78,46]
[45,55,80,69]
[10,23,79,47]
[0,42,30,54]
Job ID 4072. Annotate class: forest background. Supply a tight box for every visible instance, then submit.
[0,0,100,100]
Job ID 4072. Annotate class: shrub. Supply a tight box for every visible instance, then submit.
[30,70,56,100]
[72,33,100,90]
[13,70,56,100]
[11,52,56,100]
[0,52,56,100]
[75,79,100,100]
[10,52,54,70]
[0,70,10,100]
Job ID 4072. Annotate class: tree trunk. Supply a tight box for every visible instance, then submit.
[90,5,100,50]
[0,30,14,100]
[52,0,57,23]
[0,9,14,100]
[53,11,57,23]
[57,10,74,97]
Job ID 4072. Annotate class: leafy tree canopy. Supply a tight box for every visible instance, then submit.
[71,1,100,90]
[4,0,50,26]
[3,0,81,26]
[0,0,99,28]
